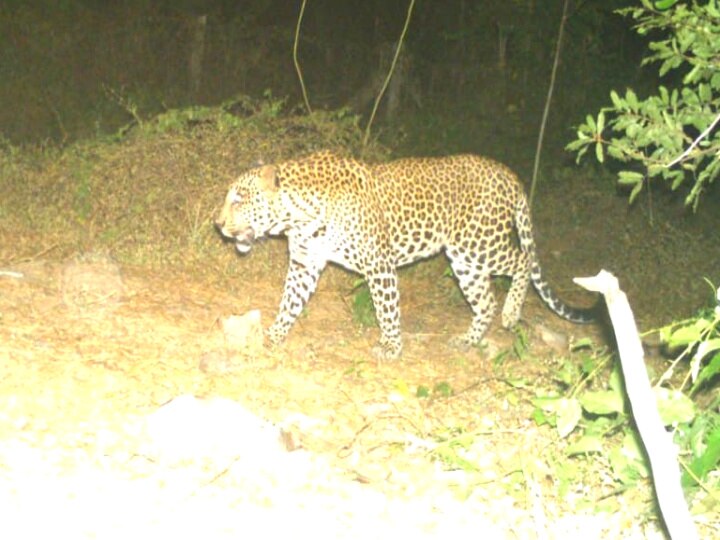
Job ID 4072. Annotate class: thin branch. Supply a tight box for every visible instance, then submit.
[363,0,416,147]
[293,0,312,115]
[665,110,720,168]
[529,0,570,208]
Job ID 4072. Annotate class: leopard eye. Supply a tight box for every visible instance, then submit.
[231,192,243,205]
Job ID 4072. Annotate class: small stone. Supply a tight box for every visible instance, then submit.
[222,310,264,354]
[535,323,568,352]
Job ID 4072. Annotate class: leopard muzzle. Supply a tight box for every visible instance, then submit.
[215,219,256,254]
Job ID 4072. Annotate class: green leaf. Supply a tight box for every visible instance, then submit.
[698,83,712,103]
[618,170,644,185]
[681,87,699,106]
[609,366,624,395]
[580,355,598,376]
[556,398,583,438]
[610,90,623,109]
[694,351,720,390]
[683,64,702,85]
[658,0,679,9]
[711,72,720,90]
[654,387,696,425]
[595,142,604,163]
[661,110,675,129]
[504,377,529,389]
[683,426,720,485]
[670,170,685,190]
[607,145,627,161]
[575,145,588,163]
[433,381,453,397]
[665,319,709,348]
[597,111,605,133]
[694,338,720,360]
[585,114,596,131]
[532,407,550,427]
[708,0,720,18]
[626,89,639,110]
[609,431,649,485]
[570,337,595,351]
[532,396,582,436]
[565,139,586,152]
[579,390,625,416]
[567,435,604,456]
[628,180,644,205]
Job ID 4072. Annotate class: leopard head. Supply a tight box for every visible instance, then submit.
[215,165,281,254]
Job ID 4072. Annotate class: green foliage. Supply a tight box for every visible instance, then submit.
[511,325,530,360]
[659,284,720,395]
[530,329,719,494]
[654,285,720,491]
[567,0,720,209]
[416,381,453,399]
[428,427,482,473]
[108,91,291,138]
[532,355,651,487]
[680,414,720,487]
[351,279,377,327]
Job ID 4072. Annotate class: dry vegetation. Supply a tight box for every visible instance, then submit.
[0,101,717,538]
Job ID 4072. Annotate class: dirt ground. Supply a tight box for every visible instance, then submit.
[1,141,718,538]
[0,247,686,539]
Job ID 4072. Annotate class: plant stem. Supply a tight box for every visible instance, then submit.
[363,0,416,147]
[293,0,312,115]
[529,0,570,208]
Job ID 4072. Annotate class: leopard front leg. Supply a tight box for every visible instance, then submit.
[266,259,323,346]
[364,264,402,360]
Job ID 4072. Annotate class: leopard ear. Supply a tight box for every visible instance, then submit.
[257,165,280,192]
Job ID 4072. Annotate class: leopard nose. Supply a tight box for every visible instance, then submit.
[214,217,225,230]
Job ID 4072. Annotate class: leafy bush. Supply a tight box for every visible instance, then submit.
[533,286,720,496]
[567,0,720,210]
[660,286,720,396]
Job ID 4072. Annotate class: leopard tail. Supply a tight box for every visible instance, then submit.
[515,191,597,324]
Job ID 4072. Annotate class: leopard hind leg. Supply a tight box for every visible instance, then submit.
[493,244,532,329]
[446,247,497,349]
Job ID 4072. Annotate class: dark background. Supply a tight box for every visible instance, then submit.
[1,0,649,167]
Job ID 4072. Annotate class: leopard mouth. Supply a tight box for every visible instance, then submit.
[232,228,256,254]
[216,223,256,254]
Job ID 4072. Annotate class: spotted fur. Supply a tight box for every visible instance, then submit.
[215,151,595,359]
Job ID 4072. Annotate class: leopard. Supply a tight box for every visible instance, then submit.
[215,150,596,360]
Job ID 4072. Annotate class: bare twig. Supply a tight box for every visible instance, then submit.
[363,0,416,147]
[665,110,720,168]
[104,85,143,126]
[4,243,59,265]
[293,0,312,115]
[529,0,570,208]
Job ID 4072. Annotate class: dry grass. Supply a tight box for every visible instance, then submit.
[0,100,387,271]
